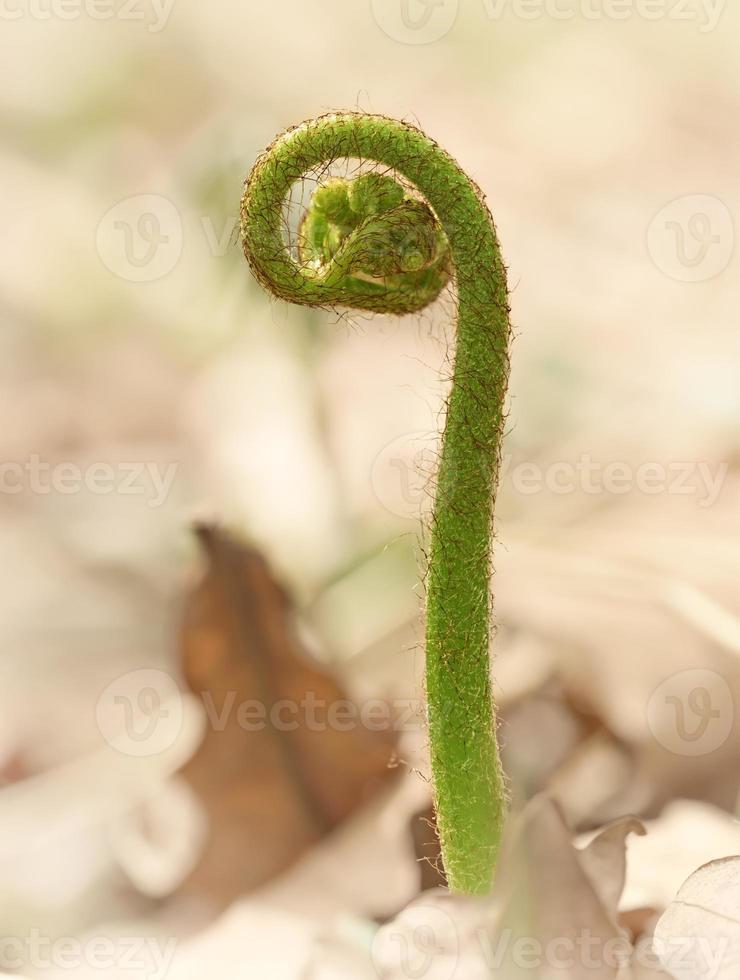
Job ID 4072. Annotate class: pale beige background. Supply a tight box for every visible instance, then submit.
[1,1,739,976]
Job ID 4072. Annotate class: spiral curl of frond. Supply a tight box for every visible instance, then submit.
[241,112,512,895]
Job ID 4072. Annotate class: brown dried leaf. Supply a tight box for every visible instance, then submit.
[177,525,396,902]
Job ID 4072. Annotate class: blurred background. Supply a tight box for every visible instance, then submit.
[2,1,740,977]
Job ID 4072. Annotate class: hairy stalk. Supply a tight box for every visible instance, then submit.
[240,112,511,894]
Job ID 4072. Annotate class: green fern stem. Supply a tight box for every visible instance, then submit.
[240,112,511,894]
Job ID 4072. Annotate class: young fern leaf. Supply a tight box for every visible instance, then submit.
[240,112,512,894]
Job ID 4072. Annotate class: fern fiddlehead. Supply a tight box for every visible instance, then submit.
[241,112,512,894]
